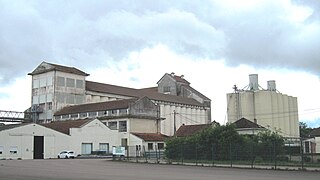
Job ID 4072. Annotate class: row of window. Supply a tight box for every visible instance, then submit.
[105,121,127,132]
[55,109,128,120]
[57,77,84,89]
[0,146,18,155]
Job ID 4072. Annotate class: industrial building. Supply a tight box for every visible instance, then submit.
[227,74,299,137]
[28,62,211,137]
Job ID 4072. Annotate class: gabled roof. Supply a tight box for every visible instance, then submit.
[233,118,264,129]
[86,81,205,107]
[157,73,190,85]
[28,61,89,76]
[86,81,139,97]
[54,98,137,116]
[181,84,211,101]
[309,128,320,137]
[0,123,30,132]
[132,133,168,141]
[176,124,211,137]
[41,119,90,135]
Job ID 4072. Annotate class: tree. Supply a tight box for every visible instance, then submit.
[299,122,312,138]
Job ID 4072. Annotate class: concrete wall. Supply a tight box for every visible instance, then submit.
[157,74,177,95]
[69,119,121,155]
[227,90,299,137]
[0,124,70,160]
[31,70,86,122]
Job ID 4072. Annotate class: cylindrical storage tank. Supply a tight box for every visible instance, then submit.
[267,80,276,91]
[249,74,259,91]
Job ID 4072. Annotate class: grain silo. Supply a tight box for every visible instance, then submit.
[227,74,299,137]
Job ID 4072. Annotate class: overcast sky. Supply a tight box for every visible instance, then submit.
[0,0,320,127]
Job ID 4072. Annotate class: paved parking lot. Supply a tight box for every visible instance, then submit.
[0,159,319,180]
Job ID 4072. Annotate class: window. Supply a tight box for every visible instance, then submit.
[111,110,117,116]
[76,79,83,88]
[39,78,46,87]
[0,146,3,154]
[79,112,87,118]
[66,94,75,104]
[99,143,109,153]
[148,143,153,150]
[39,94,46,103]
[70,114,79,118]
[157,143,164,150]
[66,78,75,88]
[32,96,39,104]
[9,146,18,154]
[121,138,128,147]
[119,109,127,115]
[33,79,39,88]
[57,76,65,86]
[108,121,117,130]
[88,112,97,117]
[81,143,92,155]
[46,94,53,102]
[47,77,53,86]
[47,102,52,110]
[119,121,127,132]
[163,86,171,93]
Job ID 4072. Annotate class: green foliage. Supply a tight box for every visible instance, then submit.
[299,122,313,138]
[165,124,285,161]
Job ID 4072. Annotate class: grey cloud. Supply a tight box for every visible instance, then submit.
[0,0,320,85]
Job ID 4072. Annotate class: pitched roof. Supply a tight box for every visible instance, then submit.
[86,81,139,97]
[176,124,211,137]
[86,81,205,107]
[0,123,30,132]
[41,119,90,135]
[181,84,211,101]
[28,61,89,76]
[173,75,190,85]
[132,133,168,141]
[309,128,320,137]
[54,99,137,116]
[233,118,264,129]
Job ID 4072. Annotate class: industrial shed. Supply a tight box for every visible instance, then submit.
[0,119,122,159]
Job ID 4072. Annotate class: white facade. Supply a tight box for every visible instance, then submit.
[227,75,299,137]
[0,124,70,160]
[0,119,148,160]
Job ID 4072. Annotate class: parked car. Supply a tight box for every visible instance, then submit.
[57,151,75,159]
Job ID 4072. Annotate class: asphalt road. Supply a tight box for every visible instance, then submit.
[0,159,319,180]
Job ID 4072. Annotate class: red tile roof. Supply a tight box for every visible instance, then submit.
[54,98,137,116]
[41,119,90,135]
[176,124,211,137]
[233,118,264,129]
[132,133,168,141]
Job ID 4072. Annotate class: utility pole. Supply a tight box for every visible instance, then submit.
[173,110,177,137]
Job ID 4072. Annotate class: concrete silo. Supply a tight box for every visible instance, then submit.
[227,74,299,137]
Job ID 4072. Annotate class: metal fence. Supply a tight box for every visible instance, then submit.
[121,138,320,170]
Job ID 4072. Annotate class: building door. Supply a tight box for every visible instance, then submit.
[33,136,44,159]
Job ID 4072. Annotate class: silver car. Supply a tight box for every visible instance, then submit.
[58,151,75,159]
